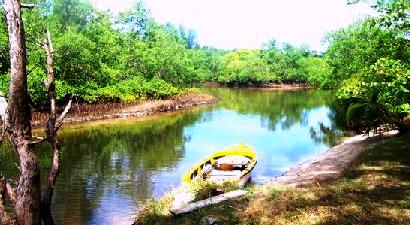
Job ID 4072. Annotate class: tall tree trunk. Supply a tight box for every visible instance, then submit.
[3,0,41,225]
[38,29,72,225]
[40,30,58,225]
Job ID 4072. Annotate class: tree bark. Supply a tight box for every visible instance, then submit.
[39,29,72,225]
[0,186,17,225]
[40,30,57,225]
[3,0,41,225]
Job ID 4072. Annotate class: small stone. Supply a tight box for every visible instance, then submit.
[201,216,219,225]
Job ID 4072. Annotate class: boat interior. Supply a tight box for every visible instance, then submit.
[191,155,252,183]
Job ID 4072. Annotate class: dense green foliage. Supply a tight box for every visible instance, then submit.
[328,0,410,133]
[211,43,331,86]
[0,0,332,104]
[1,0,408,134]
[0,0,201,103]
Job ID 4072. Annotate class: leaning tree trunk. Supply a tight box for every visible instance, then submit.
[3,0,41,225]
[40,30,58,225]
[40,30,72,225]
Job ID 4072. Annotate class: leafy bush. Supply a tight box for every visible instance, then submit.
[98,77,180,102]
[334,58,410,133]
[143,78,180,99]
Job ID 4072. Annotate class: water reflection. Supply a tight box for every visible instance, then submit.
[0,88,337,225]
[50,112,202,225]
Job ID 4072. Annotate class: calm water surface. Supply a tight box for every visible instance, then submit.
[0,88,338,225]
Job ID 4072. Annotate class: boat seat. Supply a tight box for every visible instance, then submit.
[209,169,242,177]
[208,176,235,183]
[216,155,250,166]
[208,170,242,183]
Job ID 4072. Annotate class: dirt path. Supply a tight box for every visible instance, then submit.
[270,130,399,187]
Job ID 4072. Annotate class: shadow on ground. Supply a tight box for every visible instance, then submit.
[135,132,410,225]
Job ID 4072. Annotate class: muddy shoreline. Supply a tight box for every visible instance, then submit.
[32,93,217,127]
[31,85,315,127]
[202,82,314,90]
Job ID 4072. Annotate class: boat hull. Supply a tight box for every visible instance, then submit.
[182,143,257,186]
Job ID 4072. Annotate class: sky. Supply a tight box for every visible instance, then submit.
[91,0,376,52]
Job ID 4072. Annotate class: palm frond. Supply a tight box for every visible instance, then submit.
[346,102,366,123]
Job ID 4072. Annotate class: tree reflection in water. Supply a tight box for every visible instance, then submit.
[0,88,340,225]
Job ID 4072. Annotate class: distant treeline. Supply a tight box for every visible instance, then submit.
[0,0,408,112]
[0,0,332,104]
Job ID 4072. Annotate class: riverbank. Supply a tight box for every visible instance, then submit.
[32,93,217,127]
[134,131,410,225]
[270,130,399,187]
[202,82,313,90]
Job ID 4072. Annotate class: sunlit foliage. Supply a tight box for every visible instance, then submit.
[329,0,410,133]
[0,0,333,104]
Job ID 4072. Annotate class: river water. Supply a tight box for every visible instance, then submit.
[0,88,339,225]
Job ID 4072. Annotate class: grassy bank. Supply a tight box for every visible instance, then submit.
[135,132,410,225]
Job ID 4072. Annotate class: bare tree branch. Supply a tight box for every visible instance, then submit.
[0,96,8,143]
[45,30,53,53]
[40,29,67,225]
[0,121,6,143]
[1,178,16,206]
[29,136,50,145]
[41,135,59,225]
[0,178,17,225]
[55,99,72,131]
[43,30,56,134]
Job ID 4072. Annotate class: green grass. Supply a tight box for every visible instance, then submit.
[134,132,410,225]
[189,179,241,201]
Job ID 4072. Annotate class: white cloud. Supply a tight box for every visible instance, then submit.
[92,0,376,52]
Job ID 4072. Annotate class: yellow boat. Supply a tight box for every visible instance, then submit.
[181,144,257,187]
